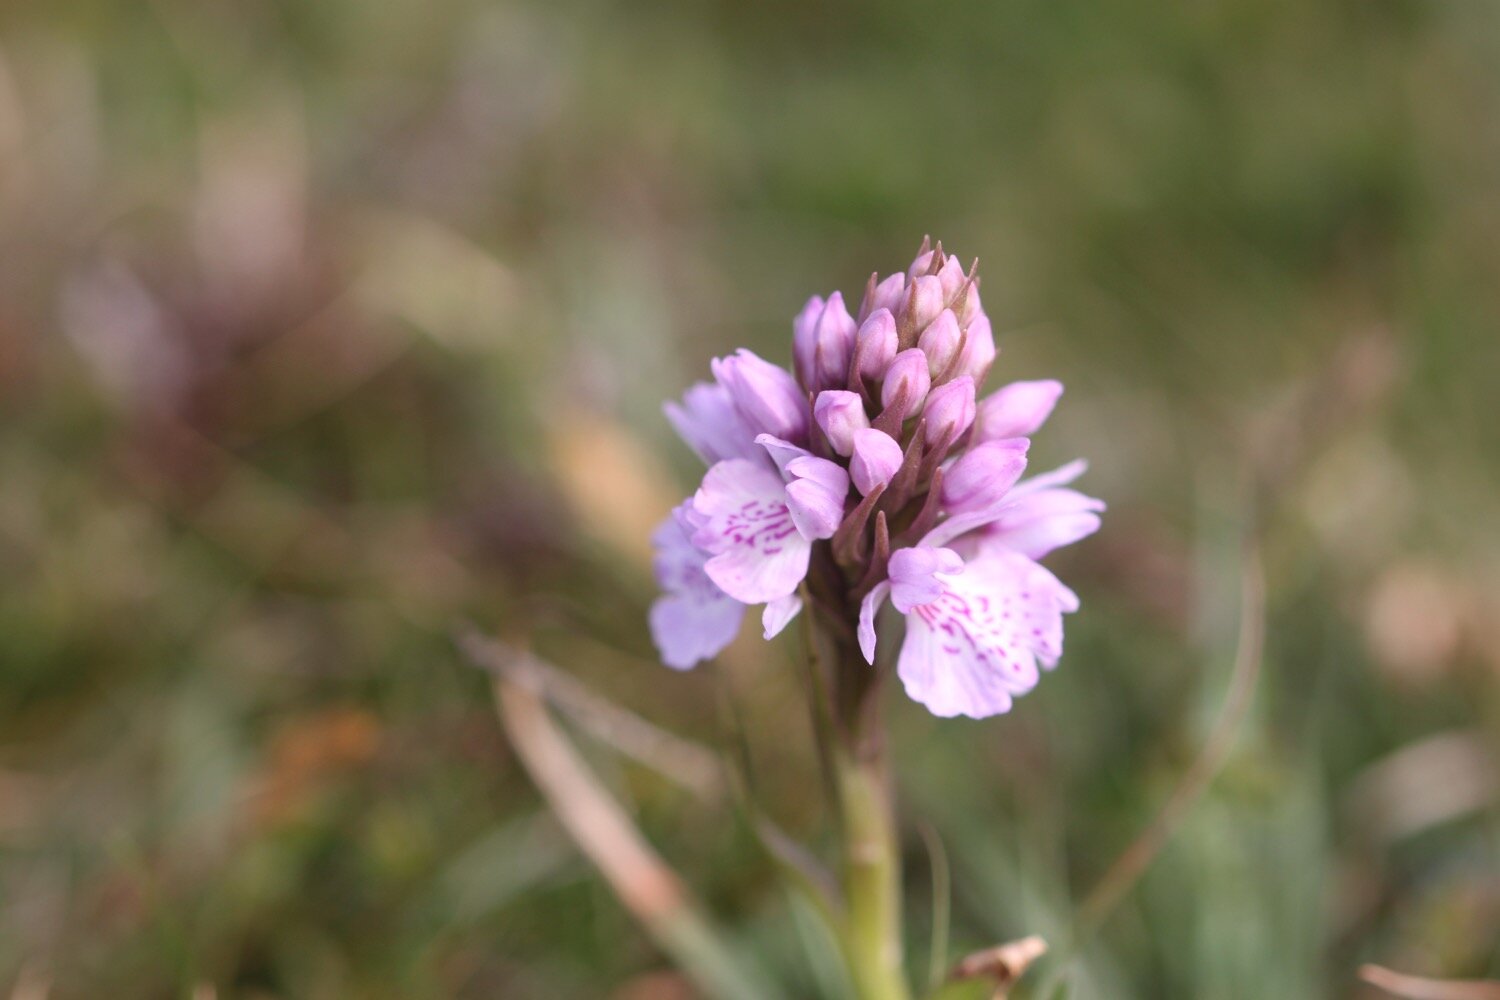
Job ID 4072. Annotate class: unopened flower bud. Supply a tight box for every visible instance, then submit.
[956,278,982,325]
[918,309,962,378]
[854,308,898,380]
[955,312,996,383]
[942,438,1030,514]
[972,379,1063,442]
[794,292,856,392]
[880,348,931,421]
[902,274,945,334]
[792,295,824,386]
[937,254,967,300]
[907,248,939,279]
[850,428,904,495]
[923,376,975,448]
[814,390,870,456]
[862,272,907,319]
[711,348,808,444]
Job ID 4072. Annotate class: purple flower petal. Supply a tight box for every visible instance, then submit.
[923,376,976,447]
[955,313,995,383]
[973,380,1064,443]
[651,592,746,670]
[755,433,812,476]
[649,507,746,669]
[791,295,826,390]
[982,487,1105,560]
[664,381,761,466]
[863,274,907,319]
[941,438,1030,515]
[849,428,904,496]
[784,454,850,495]
[1007,458,1089,497]
[888,546,964,613]
[712,349,809,444]
[855,309,898,380]
[814,390,870,456]
[903,275,945,332]
[918,310,962,377]
[785,476,845,540]
[881,349,930,421]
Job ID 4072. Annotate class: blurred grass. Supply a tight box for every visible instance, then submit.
[1,0,1499,997]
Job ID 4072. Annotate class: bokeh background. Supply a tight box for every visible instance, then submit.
[2,0,1498,997]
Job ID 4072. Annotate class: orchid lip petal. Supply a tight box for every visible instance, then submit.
[692,458,812,604]
[894,549,1076,719]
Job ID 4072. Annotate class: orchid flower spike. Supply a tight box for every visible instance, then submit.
[651,238,1101,721]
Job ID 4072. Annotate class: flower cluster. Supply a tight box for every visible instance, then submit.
[650,240,1103,719]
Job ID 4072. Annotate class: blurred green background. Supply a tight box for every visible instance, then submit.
[2,0,1498,997]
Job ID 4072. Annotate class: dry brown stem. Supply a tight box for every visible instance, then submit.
[1359,965,1500,1000]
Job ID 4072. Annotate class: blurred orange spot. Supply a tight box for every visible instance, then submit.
[546,409,677,570]
[246,707,381,829]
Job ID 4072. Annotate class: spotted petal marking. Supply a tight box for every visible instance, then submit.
[896,549,1078,719]
[691,459,812,605]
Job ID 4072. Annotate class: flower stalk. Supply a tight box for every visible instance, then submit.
[810,585,910,1000]
[837,737,909,1000]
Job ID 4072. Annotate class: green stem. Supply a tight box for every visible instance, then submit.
[806,554,911,1000]
[837,730,910,1000]
[834,689,912,1000]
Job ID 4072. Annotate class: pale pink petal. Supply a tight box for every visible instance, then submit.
[895,549,1078,718]
[858,581,892,664]
[702,533,809,606]
[762,594,803,639]
[896,622,1015,719]
[1008,459,1089,498]
[692,459,811,604]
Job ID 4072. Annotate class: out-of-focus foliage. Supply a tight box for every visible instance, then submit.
[1,0,1497,997]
